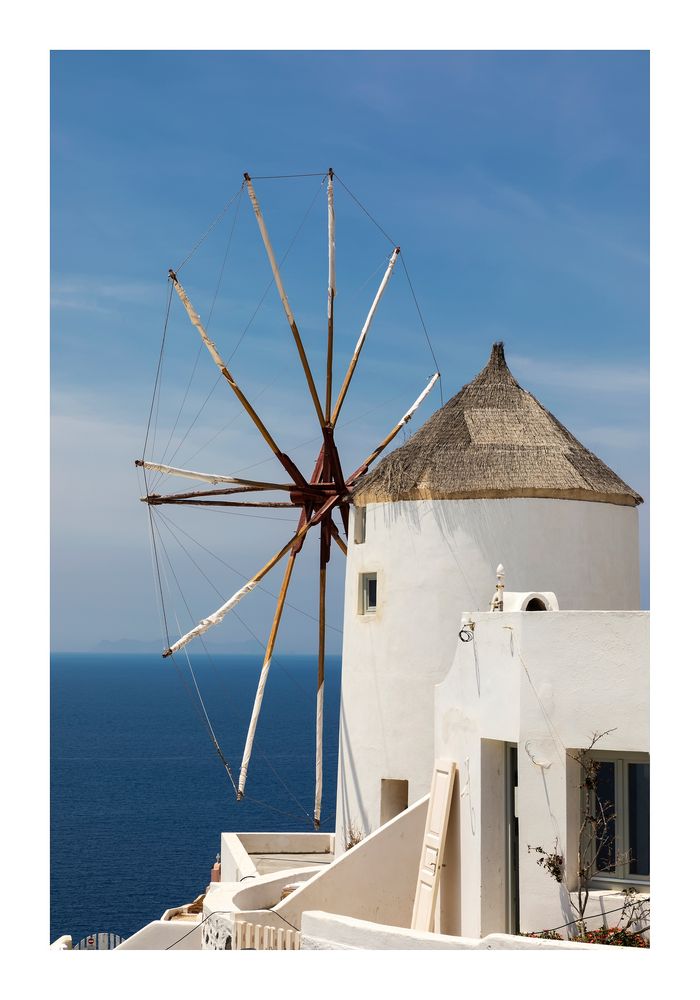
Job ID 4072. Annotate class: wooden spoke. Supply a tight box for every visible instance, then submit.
[237,550,298,800]
[337,501,350,536]
[142,486,299,504]
[168,272,308,488]
[163,493,340,657]
[136,460,297,491]
[244,174,326,429]
[145,179,437,828]
[329,518,348,556]
[314,549,328,829]
[330,247,400,428]
[321,427,347,495]
[325,168,336,422]
[347,373,440,485]
[146,499,298,509]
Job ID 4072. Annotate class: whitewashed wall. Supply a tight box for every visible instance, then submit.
[336,497,640,846]
[434,610,649,939]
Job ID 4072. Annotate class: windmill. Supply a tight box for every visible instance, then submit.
[136,169,439,827]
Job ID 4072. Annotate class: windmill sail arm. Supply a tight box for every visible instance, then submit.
[237,550,297,799]
[330,247,400,427]
[347,372,440,485]
[163,493,339,657]
[136,460,295,492]
[325,169,336,422]
[164,580,259,657]
[167,272,308,488]
[244,174,326,428]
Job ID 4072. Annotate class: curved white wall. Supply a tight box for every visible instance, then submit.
[336,497,639,845]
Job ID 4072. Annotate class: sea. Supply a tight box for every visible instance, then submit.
[50,652,341,945]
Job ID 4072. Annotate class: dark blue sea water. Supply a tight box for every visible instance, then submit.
[50,652,341,944]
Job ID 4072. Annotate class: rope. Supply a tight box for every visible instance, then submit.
[151,513,316,824]
[334,172,442,407]
[333,172,396,246]
[140,464,171,648]
[399,254,443,407]
[213,385,412,482]
[151,517,239,796]
[184,506,299,523]
[164,909,231,951]
[155,193,243,487]
[175,184,244,274]
[153,509,318,698]
[142,279,174,473]
[161,175,326,471]
[263,909,300,932]
[155,509,343,634]
[249,172,327,180]
[177,383,271,470]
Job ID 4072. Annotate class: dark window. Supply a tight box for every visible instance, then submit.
[628,762,650,877]
[585,754,650,885]
[359,572,377,614]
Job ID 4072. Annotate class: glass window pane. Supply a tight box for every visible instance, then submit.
[595,761,617,875]
[628,762,650,877]
[367,576,377,610]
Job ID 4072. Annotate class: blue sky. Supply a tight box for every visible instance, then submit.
[51,50,649,651]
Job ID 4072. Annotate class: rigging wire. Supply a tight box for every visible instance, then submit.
[334,171,443,407]
[175,183,244,274]
[149,517,229,731]
[159,175,326,474]
[142,279,174,474]
[333,171,397,246]
[249,172,327,180]
[176,250,391,475]
[399,254,443,407]
[143,499,332,827]
[176,386,270,469]
[139,463,171,648]
[155,193,244,487]
[151,517,239,795]
[184,506,299,523]
[151,513,316,823]
[153,509,318,699]
[155,509,343,635]
[214,385,416,481]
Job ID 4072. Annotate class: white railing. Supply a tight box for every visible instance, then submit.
[234,920,300,950]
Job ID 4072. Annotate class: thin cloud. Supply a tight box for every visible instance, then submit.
[577,425,649,450]
[508,353,649,394]
[51,275,159,313]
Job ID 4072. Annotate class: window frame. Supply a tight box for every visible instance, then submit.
[581,749,649,890]
[358,571,378,615]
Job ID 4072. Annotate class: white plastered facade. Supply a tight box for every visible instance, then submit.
[434,609,649,938]
[335,496,640,848]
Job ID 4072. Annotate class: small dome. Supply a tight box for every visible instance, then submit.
[353,342,642,507]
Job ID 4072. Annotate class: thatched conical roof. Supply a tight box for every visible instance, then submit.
[352,342,642,507]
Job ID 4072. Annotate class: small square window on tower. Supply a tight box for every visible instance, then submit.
[359,572,377,615]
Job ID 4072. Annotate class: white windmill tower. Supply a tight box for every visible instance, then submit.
[336,341,642,845]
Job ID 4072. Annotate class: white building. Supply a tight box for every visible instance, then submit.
[57,343,648,952]
[336,341,642,846]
